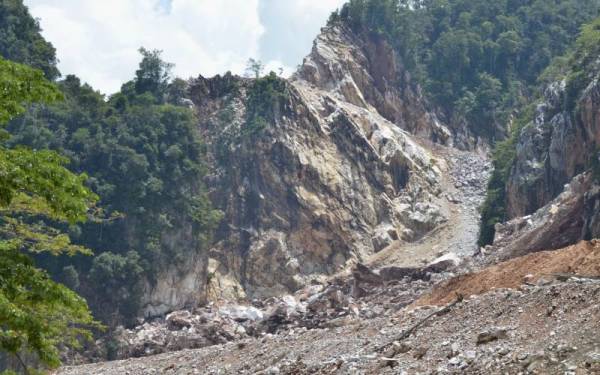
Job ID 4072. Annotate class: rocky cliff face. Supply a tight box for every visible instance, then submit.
[496,66,600,257]
[506,77,600,218]
[295,25,451,144]
[489,173,592,261]
[188,25,460,302]
[135,211,210,317]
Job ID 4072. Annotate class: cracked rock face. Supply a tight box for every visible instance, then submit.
[192,26,453,301]
[139,212,210,318]
[489,173,591,261]
[295,25,451,144]
[506,79,599,219]
[497,72,600,260]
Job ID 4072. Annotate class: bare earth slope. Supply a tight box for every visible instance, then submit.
[417,240,600,306]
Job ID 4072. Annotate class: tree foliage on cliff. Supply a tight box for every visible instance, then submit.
[0,56,100,372]
[331,0,600,139]
[478,105,534,246]
[7,49,222,324]
[245,72,288,136]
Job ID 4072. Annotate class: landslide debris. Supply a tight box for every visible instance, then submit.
[58,265,600,375]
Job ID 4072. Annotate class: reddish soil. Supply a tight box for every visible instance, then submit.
[416,240,600,306]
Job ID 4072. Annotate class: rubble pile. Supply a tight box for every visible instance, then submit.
[71,258,458,365]
[60,257,600,374]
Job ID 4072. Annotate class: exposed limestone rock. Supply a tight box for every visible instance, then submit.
[507,81,587,218]
[128,25,490,318]
[490,173,591,261]
[295,25,451,144]
[476,328,508,345]
[141,225,208,317]
[191,25,454,301]
[583,183,600,240]
[499,72,600,262]
[507,75,600,219]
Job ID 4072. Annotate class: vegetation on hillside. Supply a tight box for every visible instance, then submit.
[245,71,288,136]
[214,71,288,166]
[478,105,535,246]
[0,0,59,79]
[331,0,600,139]
[7,49,223,324]
[0,56,100,373]
[0,1,221,333]
[479,16,600,245]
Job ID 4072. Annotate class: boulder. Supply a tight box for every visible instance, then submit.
[476,328,508,345]
[218,305,264,322]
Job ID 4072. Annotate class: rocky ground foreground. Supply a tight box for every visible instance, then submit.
[58,241,600,375]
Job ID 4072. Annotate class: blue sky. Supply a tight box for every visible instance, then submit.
[25,0,346,95]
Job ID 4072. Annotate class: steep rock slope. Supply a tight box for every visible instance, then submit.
[484,172,599,262]
[493,68,600,258]
[295,25,451,144]
[506,81,597,218]
[192,25,467,301]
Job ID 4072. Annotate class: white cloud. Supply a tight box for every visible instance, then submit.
[24,0,346,95]
[258,0,346,67]
[25,0,266,94]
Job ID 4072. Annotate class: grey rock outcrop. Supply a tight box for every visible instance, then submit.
[506,81,587,218]
[139,213,210,317]
[295,25,451,144]
[492,64,600,262]
[192,25,456,301]
[507,76,600,219]
[488,173,600,262]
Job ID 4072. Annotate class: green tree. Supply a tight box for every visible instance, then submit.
[0,0,59,80]
[133,47,174,100]
[0,56,100,372]
[8,49,223,324]
[245,58,264,79]
[89,251,144,325]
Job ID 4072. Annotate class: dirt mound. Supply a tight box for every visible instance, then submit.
[416,240,600,306]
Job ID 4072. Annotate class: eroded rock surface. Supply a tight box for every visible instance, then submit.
[194,25,469,301]
[507,77,600,219]
[488,173,592,261]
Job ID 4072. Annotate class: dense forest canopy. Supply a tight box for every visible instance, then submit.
[0,0,221,330]
[0,0,58,79]
[331,0,600,139]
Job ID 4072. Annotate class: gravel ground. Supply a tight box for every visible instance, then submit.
[58,276,600,375]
